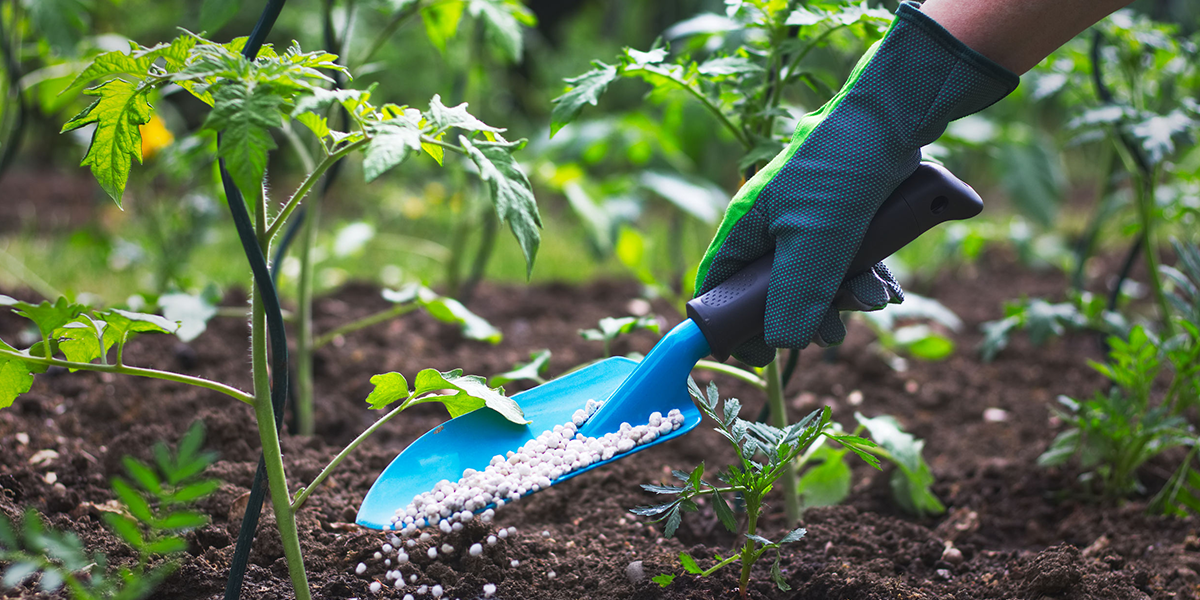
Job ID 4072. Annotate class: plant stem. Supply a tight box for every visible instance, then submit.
[1134,171,1173,337]
[765,352,801,524]
[739,494,760,599]
[265,139,369,241]
[0,348,254,404]
[292,397,411,511]
[665,75,750,149]
[694,360,767,390]
[250,272,311,599]
[313,303,417,349]
[701,552,742,577]
[295,195,321,437]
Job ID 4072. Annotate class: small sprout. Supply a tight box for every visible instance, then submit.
[469,543,483,556]
[356,562,367,575]
[483,583,497,597]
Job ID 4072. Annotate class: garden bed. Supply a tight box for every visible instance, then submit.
[1,251,1197,600]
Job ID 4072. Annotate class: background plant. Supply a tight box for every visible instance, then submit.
[0,420,219,600]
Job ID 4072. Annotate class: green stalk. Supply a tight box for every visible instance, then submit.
[738,494,760,599]
[313,304,417,349]
[250,276,311,599]
[292,396,412,511]
[765,352,801,524]
[1134,171,1173,337]
[0,348,254,404]
[693,360,767,390]
[295,196,321,436]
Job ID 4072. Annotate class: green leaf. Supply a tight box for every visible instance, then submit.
[411,368,528,424]
[26,0,90,55]
[203,82,283,196]
[158,292,218,343]
[8,297,85,341]
[780,526,807,544]
[688,462,705,489]
[490,349,551,386]
[200,0,240,32]
[629,501,676,517]
[830,434,881,470]
[855,413,944,517]
[460,136,541,277]
[979,315,1020,362]
[679,551,702,574]
[102,513,145,549]
[746,533,775,547]
[421,1,465,54]
[0,359,34,409]
[143,537,188,555]
[122,457,161,495]
[2,561,39,588]
[365,372,410,410]
[467,0,535,62]
[1037,429,1080,468]
[417,292,503,344]
[111,478,154,523]
[712,491,736,533]
[894,326,955,361]
[651,574,675,587]
[61,79,154,206]
[164,479,221,505]
[55,316,113,368]
[771,551,791,591]
[797,446,852,508]
[66,44,153,91]
[549,62,618,137]
[663,505,682,538]
[155,511,208,530]
[579,316,660,344]
[698,56,762,77]
[640,483,685,495]
[364,110,424,182]
[100,309,178,354]
[638,171,724,224]
[427,95,504,134]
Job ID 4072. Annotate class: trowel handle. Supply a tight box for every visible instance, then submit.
[686,162,983,362]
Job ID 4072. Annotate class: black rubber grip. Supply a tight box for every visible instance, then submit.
[686,162,983,361]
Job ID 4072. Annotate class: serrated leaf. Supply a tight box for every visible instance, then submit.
[364,113,423,182]
[831,434,881,470]
[771,552,791,591]
[550,62,618,137]
[651,573,675,587]
[746,533,774,547]
[490,349,551,387]
[203,82,282,196]
[663,505,682,538]
[165,479,220,505]
[411,368,528,424]
[679,551,702,574]
[8,297,85,341]
[640,483,685,494]
[427,94,503,134]
[100,309,178,355]
[66,44,154,92]
[688,462,705,489]
[102,513,144,549]
[706,380,720,411]
[630,501,676,517]
[61,79,153,205]
[780,526,806,544]
[712,491,736,533]
[365,372,410,410]
[723,398,741,428]
[460,135,541,277]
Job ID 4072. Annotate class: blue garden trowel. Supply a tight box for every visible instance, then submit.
[356,163,983,529]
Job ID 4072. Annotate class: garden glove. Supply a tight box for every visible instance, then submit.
[695,1,1018,367]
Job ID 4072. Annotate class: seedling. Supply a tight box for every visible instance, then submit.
[580,315,660,358]
[0,421,218,600]
[637,379,879,598]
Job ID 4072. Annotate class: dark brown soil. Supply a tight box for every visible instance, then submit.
[1,251,1197,600]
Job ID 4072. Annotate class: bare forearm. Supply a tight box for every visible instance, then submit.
[920,0,1134,74]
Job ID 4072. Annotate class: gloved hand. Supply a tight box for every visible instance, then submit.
[695,1,1018,367]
